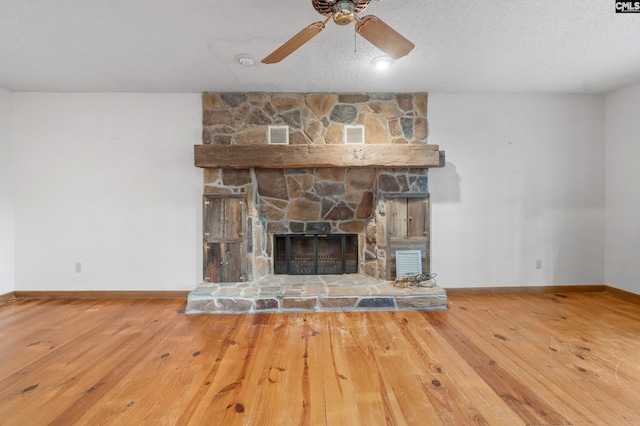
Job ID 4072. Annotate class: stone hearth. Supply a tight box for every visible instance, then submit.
[187,275,447,314]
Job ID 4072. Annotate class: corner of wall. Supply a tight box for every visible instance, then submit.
[0,86,15,294]
[604,81,640,295]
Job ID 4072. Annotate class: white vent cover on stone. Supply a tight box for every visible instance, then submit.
[344,125,365,144]
[395,250,422,277]
[268,125,289,144]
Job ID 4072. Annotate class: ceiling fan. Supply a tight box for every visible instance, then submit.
[262,0,415,64]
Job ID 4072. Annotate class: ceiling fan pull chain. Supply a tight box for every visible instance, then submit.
[354,26,358,52]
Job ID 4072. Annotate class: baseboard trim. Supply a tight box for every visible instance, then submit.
[9,286,640,304]
[13,291,190,300]
[445,285,606,296]
[604,286,640,305]
[0,291,16,304]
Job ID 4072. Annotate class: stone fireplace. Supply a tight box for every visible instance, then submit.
[196,92,444,284]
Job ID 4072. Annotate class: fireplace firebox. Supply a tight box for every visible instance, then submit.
[274,234,358,275]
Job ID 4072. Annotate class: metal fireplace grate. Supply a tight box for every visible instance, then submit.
[274,234,358,275]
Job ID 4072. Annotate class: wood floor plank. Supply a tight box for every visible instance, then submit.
[381,312,490,425]
[364,311,443,424]
[425,310,570,425]
[499,293,640,385]
[240,314,300,425]
[1,292,640,425]
[445,295,603,423]
[235,314,321,426]
[0,298,108,372]
[0,299,180,425]
[341,313,406,425]
[491,294,640,423]
[215,314,296,426]
[345,344,399,425]
[0,300,153,411]
[76,314,236,425]
[302,315,328,426]
[178,314,256,425]
[447,293,640,424]
[376,353,442,424]
[42,300,186,426]
[320,313,363,425]
[232,313,290,426]
[407,311,526,426]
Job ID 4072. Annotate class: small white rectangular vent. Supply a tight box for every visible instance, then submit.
[268,125,289,145]
[395,250,423,277]
[344,125,365,144]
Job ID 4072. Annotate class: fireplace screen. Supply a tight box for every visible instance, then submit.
[274,234,358,275]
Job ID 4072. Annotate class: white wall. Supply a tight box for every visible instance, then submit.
[10,92,613,292]
[13,93,202,291]
[0,87,14,295]
[428,94,605,288]
[605,82,640,294]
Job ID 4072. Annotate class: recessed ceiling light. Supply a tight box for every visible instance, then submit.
[371,55,393,71]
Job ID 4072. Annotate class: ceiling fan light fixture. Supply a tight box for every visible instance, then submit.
[371,55,393,70]
[332,0,356,25]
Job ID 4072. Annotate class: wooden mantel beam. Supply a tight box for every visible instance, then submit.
[194,144,445,169]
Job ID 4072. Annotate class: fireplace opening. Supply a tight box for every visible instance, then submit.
[274,234,358,275]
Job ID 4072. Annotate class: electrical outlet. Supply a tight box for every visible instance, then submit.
[535,259,542,270]
[75,262,82,273]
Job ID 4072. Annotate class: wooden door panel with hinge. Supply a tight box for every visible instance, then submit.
[221,242,243,282]
[224,198,244,239]
[385,195,430,279]
[204,242,244,283]
[203,194,246,282]
[203,197,224,241]
[204,196,245,241]
[387,197,408,238]
[407,197,429,238]
[204,242,221,283]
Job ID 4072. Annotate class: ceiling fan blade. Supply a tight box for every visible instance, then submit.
[355,15,415,60]
[262,21,327,64]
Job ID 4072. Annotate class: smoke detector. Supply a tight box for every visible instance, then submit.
[235,55,255,67]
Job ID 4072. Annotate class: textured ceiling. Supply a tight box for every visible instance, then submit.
[1,0,639,93]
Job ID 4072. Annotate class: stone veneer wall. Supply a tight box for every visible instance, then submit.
[201,93,429,281]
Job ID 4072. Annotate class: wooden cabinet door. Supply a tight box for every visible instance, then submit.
[205,242,243,283]
[387,197,429,238]
[204,197,244,242]
[407,197,429,238]
[224,197,244,239]
[203,195,246,282]
[387,197,409,238]
[386,195,430,279]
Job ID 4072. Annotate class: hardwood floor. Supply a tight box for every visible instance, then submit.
[1,292,639,425]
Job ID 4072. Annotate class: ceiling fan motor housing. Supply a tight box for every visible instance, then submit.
[312,0,372,20]
[333,1,356,25]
